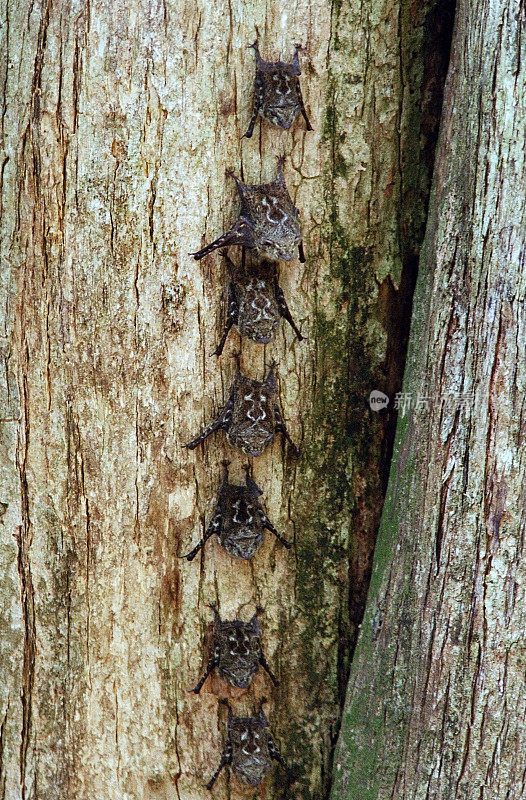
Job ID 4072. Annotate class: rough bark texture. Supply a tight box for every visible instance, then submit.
[331,0,526,798]
[0,1,448,799]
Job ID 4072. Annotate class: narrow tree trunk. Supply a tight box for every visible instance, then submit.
[331,0,526,797]
[0,1,448,799]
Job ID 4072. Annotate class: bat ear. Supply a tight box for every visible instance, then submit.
[220,699,234,723]
[208,603,222,626]
[229,170,251,203]
[220,461,230,488]
[248,612,261,633]
[264,363,277,393]
[257,698,269,724]
[249,40,263,65]
[291,45,301,74]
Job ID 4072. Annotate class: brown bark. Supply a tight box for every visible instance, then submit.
[0,0,447,798]
[331,0,526,797]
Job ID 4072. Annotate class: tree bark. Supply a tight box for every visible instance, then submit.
[331,0,526,798]
[0,1,448,799]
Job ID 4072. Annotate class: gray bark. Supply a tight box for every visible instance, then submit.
[331,0,526,797]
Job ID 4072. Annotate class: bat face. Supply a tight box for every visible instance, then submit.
[260,69,303,129]
[244,42,312,138]
[207,702,288,790]
[235,274,280,344]
[229,712,272,786]
[226,373,277,457]
[242,179,301,262]
[182,464,290,562]
[191,163,304,263]
[216,615,262,688]
[214,254,304,355]
[219,483,266,559]
[184,365,298,458]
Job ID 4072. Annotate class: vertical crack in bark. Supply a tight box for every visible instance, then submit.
[66,402,92,670]
[0,1,9,147]
[375,0,458,660]
[331,0,526,792]
[378,0,457,494]
[30,0,52,196]
[16,359,35,800]
[113,681,120,782]
[0,702,9,800]
[80,453,91,667]
[324,1,456,796]
[436,410,459,565]
[172,699,182,800]
[372,0,457,622]
[11,4,53,783]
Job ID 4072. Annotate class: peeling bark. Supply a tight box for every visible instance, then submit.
[0,0,448,798]
[331,0,526,797]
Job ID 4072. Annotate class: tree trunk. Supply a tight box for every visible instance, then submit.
[0,1,449,799]
[331,0,526,797]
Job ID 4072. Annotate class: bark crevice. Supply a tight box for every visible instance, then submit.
[330,0,526,792]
